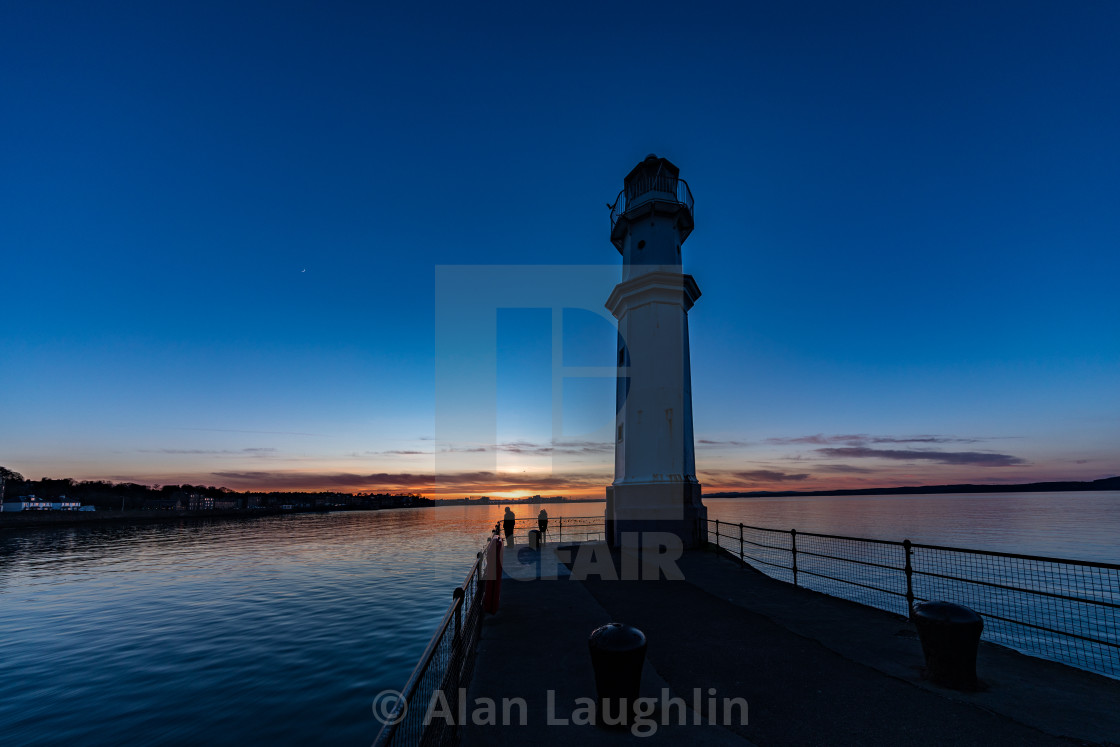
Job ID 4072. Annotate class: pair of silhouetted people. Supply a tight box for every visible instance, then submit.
[496,507,549,545]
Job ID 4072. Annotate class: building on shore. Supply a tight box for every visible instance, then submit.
[1,495,83,512]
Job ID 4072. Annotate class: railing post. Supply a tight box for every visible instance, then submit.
[791,528,798,587]
[453,587,464,643]
[739,523,744,564]
[558,518,562,544]
[903,539,914,619]
[476,552,483,599]
[715,519,720,552]
[449,586,467,745]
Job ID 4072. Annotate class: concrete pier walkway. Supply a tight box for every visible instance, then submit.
[464,543,1120,746]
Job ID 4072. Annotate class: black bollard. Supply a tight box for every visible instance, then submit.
[588,622,646,727]
[528,529,541,550]
[913,601,984,689]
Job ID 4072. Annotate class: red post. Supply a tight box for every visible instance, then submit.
[482,535,504,614]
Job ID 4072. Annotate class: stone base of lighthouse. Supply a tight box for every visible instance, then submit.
[605,481,707,550]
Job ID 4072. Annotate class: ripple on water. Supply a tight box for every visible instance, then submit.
[0,510,500,746]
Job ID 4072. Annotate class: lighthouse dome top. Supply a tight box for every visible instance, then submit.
[625,154,681,184]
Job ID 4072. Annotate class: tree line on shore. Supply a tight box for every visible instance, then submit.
[0,467,432,511]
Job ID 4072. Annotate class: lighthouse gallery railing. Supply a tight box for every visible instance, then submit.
[610,176,693,231]
[706,519,1120,679]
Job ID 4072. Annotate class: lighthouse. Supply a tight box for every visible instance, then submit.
[605,155,707,549]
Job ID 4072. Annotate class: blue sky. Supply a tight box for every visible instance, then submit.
[2,1,1117,496]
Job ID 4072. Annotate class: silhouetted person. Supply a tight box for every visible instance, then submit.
[537,508,548,543]
[503,507,515,544]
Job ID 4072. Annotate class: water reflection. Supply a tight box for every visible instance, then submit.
[0,504,605,746]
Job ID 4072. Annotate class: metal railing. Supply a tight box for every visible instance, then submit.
[609,176,694,231]
[373,516,606,745]
[497,515,606,544]
[707,519,1120,679]
[372,542,488,747]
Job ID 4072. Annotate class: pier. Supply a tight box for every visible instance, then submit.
[374,155,1120,746]
[462,542,1120,745]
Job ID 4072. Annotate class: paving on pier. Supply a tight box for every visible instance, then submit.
[463,543,1120,746]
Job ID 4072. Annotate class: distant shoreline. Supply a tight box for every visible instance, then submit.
[0,505,384,530]
[5,478,1116,530]
[705,475,1120,499]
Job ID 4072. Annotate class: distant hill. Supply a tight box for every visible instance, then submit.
[705,475,1120,499]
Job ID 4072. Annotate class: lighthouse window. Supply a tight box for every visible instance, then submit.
[617,423,624,442]
[637,240,646,249]
[617,347,625,366]
[676,245,681,255]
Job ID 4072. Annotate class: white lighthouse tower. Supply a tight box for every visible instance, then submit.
[605,155,706,549]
